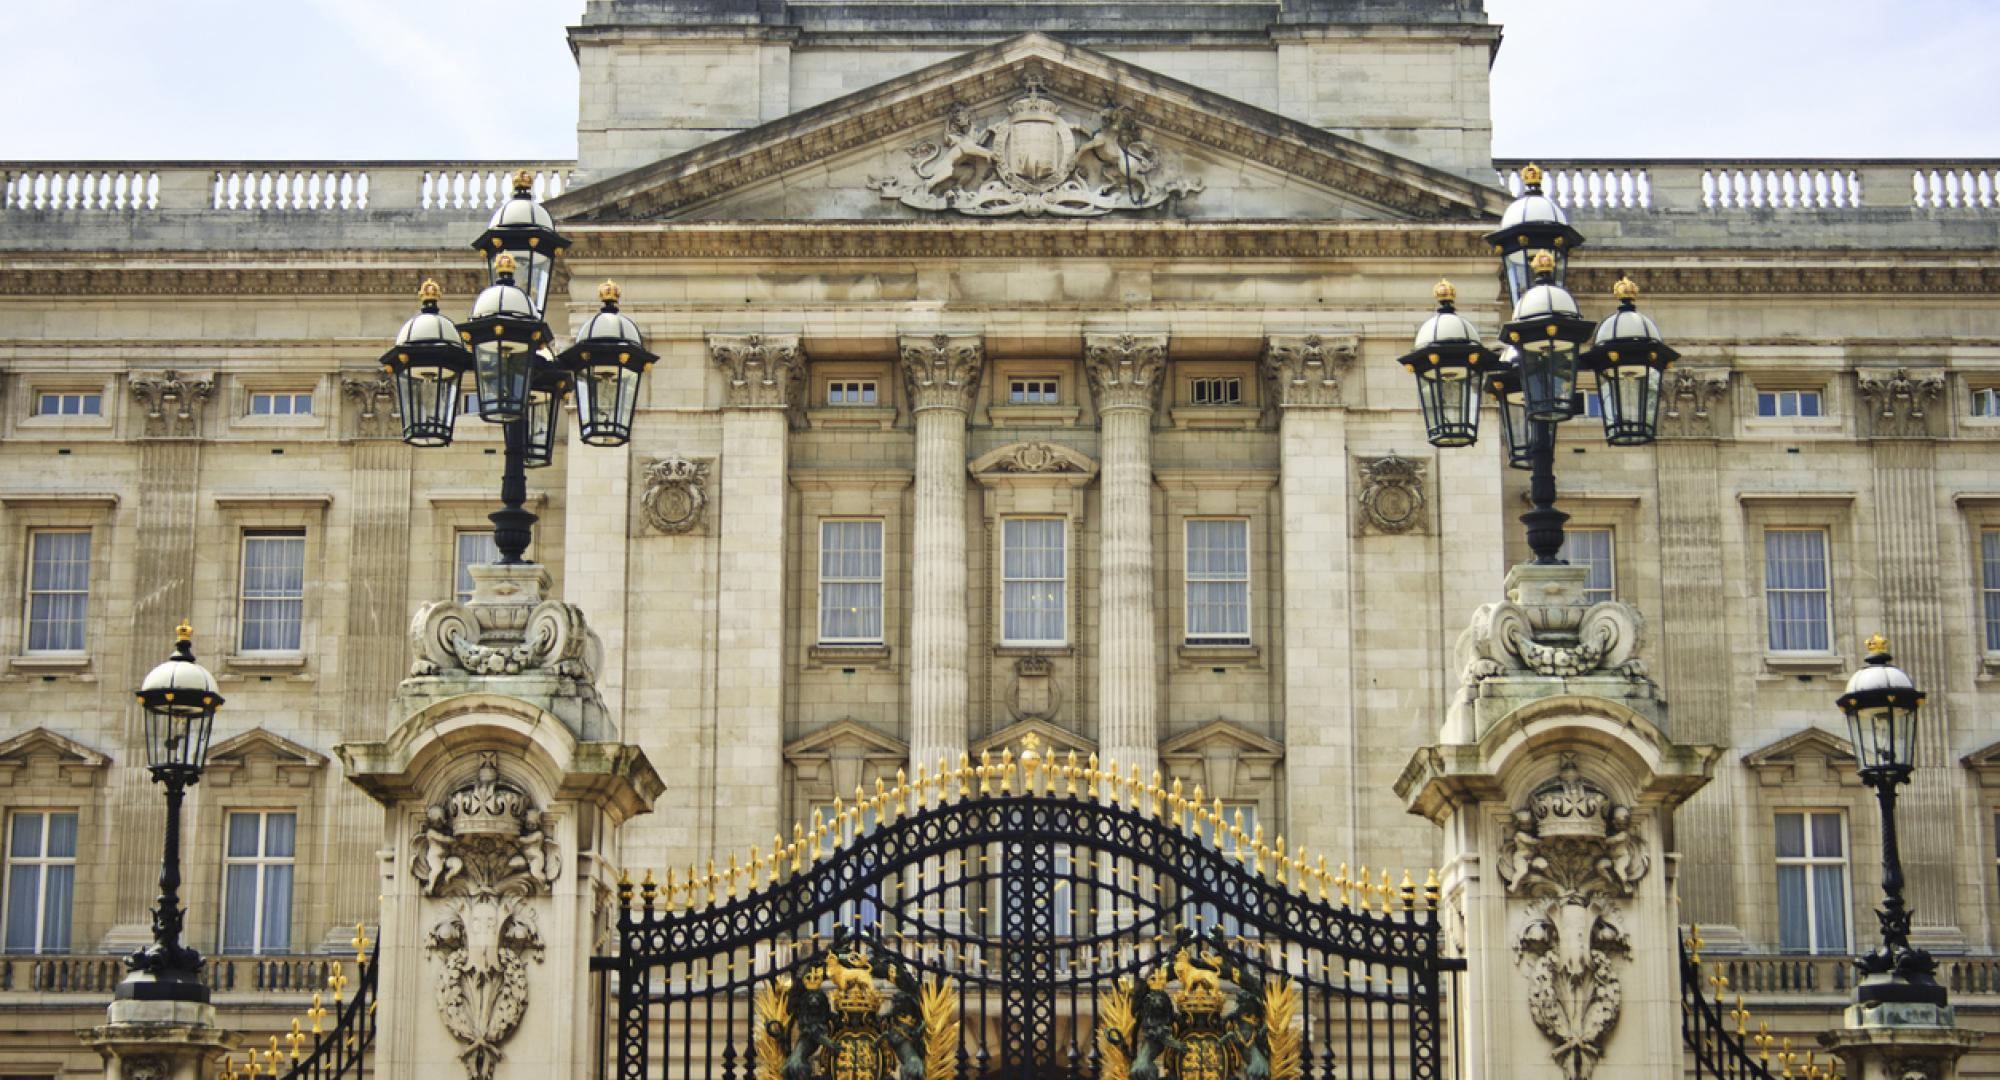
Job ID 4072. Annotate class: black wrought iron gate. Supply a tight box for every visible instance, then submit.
[596,755,1462,1079]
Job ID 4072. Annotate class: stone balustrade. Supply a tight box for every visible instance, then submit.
[0,952,341,996]
[1498,159,2000,212]
[1707,952,2000,999]
[0,162,572,213]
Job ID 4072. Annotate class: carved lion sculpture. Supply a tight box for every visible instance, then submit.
[1174,948,1223,997]
[821,949,876,998]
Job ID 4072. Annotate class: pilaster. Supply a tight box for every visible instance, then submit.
[1084,332,1167,775]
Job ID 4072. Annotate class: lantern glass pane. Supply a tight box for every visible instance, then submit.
[1519,343,1579,422]
[394,363,461,447]
[1418,366,1480,448]
[474,341,533,421]
[576,364,642,447]
[1601,363,1662,445]
[492,248,554,315]
[522,385,563,469]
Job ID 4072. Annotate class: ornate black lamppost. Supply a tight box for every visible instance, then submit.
[1837,635,1948,1008]
[119,622,222,1002]
[379,170,655,563]
[1395,163,1679,561]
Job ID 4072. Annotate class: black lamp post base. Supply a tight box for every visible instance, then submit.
[114,968,210,1003]
[1856,958,1948,1009]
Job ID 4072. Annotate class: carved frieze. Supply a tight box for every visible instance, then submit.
[708,332,807,416]
[898,332,985,413]
[639,455,710,535]
[341,371,401,439]
[1855,367,1946,438]
[1083,332,1169,413]
[1658,367,1732,438]
[868,73,1201,218]
[128,369,214,438]
[1261,333,1358,409]
[1355,453,1427,535]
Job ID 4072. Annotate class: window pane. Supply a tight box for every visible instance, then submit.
[226,814,261,859]
[4,865,39,952]
[222,865,260,953]
[44,814,76,859]
[818,522,883,643]
[39,864,72,952]
[1811,865,1847,952]
[264,813,296,858]
[1776,865,1809,951]
[27,532,91,652]
[241,534,306,651]
[10,814,43,859]
[1775,813,1805,859]
[1809,813,1843,859]
[456,532,500,602]
[1002,520,1065,643]
[260,865,294,953]
[1560,529,1614,603]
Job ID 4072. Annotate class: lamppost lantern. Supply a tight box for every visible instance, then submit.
[1837,634,1947,1008]
[461,253,554,423]
[557,280,657,447]
[1486,357,1552,472]
[1397,278,1502,448]
[1580,278,1679,446]
[381,279,473,447]
[474,169,570,315]
[1485,163,1586,308]
[120,621,223,1003]
[1501,251,1596,423]
[521,355,570,470]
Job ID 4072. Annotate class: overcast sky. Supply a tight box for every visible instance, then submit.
[2,0,1994,162]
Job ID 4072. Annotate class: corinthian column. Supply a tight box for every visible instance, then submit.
[899,332,984,774]
[1085,332,1168,778]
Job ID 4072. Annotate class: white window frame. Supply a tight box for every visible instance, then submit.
[1188,377,1243,406]
[826,380,878,407]
[1775,810,1850,955]
[1756,388,1824,418]
[817,519,884,646]
[1184,518,1251,645]
[454,530,500,605]
[1972,387,2000,418]
[1982,530,2000,655]
[1008,377,1059,406]
[1561,527,1616,605]
[23,529,90,655]
[1000,518,1067,647]
[221,810,296,956]
[3,810,76,955]
[1763,528,1833,654]
[238,531,306,655]
[247,391,313,417]
[33,391,101,418]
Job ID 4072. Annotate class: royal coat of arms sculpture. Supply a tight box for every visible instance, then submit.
[753,934,959,1080]
[1096,931,1302,1080]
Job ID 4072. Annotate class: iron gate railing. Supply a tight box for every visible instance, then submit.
[1682,927,1843,1079]
[596,750,1463,1079]
[220,925,378,1080]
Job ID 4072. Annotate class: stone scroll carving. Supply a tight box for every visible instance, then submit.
[1355,453,1427,535]
[708,332,807,416]
[1498,756,1649,1080]
[869,73,1201,218]
[341,371,401,438]
[128,369,215,437]
[899,331,985,413]
[1659,368,1731,437]
[1262,333,1358,409]
[408,586,601,682]
[1084,332,1170,413]
[414,753,557,1080]
[1456,565,1648,687]
[639,454,710,535]
[1855,367,1945,437]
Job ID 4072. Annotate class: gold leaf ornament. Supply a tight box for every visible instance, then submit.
[752,976,792,1080]
[1263,976,1304,1080]
[920,978,961,1080]
[1096,978,1136,1080]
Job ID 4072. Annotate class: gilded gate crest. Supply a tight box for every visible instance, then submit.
[1097,930,1302,1080]
[753,933,959,1080]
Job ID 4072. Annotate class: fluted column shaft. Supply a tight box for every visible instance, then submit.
[901,333,984,773]
[1086,333,1168,778]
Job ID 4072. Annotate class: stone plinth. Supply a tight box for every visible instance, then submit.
[1821,1003,1984,1080]
[83,999,233,1080]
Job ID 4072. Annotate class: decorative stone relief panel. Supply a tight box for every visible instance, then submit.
[638,454,711,536]
[1261,332,1358,409]
[1353,453,1428,535]
[1855,367,1946,437]
[1455,564,1649,687]
[1658,367,1731,438]
[341,370,401,439]
[128,369,214,437]
[868,71,1201,218]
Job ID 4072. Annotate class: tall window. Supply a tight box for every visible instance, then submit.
[240,532,306,653]
[1185,519,1250,644]
[24,530,90,653]
[248,391,313,417]
[34,392,100,417]
[1756,389,1823,418]
[1560,528,1615,604]
[1775,811,1848,954]
[1983,531,2000,653]
[1009,378,1058,405]
[4,811,76,954]
[455,531,500,604]
[818,521,883,644]
[826,380,877,407]
[1002,519,1065,645]
[1764,529,1831,652]
[1973,387,2000,418]
[222,812,295,954]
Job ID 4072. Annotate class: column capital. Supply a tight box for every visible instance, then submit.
[1261,331,1358,408]
[1084,332,1169,413]
[898,331,985,413]
[708,332,807,411]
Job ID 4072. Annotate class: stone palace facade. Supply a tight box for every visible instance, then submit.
[2,0,1999,1072]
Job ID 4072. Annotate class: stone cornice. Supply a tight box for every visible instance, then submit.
[897,331,984,413]
[708,331,808,412]
[1566,259,2000,297]
[0,264,488,298]
[1084,331,1169,413]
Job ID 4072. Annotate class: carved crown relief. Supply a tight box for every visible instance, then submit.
[1855,367,1946,437]
[869,72,1201,218]
[128,369,214,437]
[639,454,711,535]
[1355,453,1427,535]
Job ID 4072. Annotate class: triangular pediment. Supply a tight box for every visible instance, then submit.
[1964,738,2000,788]
[1161,719,1286,761]
[973,719,1096,764]
[205,727,327,786]
[553,33,1506,225]
[784,718,909,761]
[0,726,110,785]
[1742,727,1859,786]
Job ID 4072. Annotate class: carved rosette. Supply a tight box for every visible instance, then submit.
[1496,755,1650,1080]
[639,454,710,535]
[341,371,401,439]
[1261,332,1357,409]
[413,753,557,1080]
[708,332,807,418]
[1355,453,1427,535]
[1658,367,1731,438]
[128,369,215,437]
[1084,332,1169,413]
[1856,367,1946,437]
[898,331,985,413]
[1455,564,1649,688]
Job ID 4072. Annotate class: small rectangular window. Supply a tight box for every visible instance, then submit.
[248,392,313,417]
[1185,519,1250,644]
[1002,519,1066,645]
[1581,390,1604,419]
[1008,378,1059,405]
[24,530,90,653]
[1973,388,2000,418]
[1756,389,1823,418]
[3,811,77,954]
[1775,811,1848,954]
[34,392,101,418]
[222,811,295,955]
[1189,377,1242,406]
[455,531,500,605]
[826,381,878,407]
[1560,528,1615,605]
[818,521,884,644]
[1764,529,1831,652]
[240,531,306,653]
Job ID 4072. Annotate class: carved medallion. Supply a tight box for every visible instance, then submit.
[869,73,1201,218]
[640,455,710,535]
[1356,453,1427,534]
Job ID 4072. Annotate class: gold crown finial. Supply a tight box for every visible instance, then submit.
[175,620,193,643]
[599,280,621,304]
[417,279,443,304]
[512,169,535,193]
[1865,633,1890,655]
[1433,279,1457,304]
[1520,162,1544,187]
[1612,277,1640,302]
[494,252,518,276]
[1530,250,1556,275]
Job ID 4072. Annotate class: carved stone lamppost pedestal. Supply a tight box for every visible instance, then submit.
[83,1002,234,1080]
